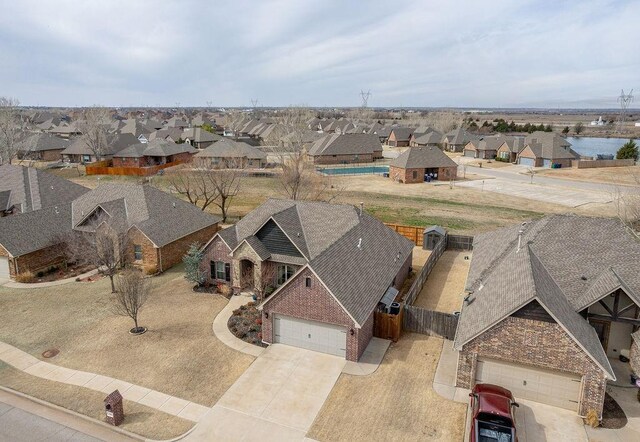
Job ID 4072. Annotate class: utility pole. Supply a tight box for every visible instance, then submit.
[616,89,634,133]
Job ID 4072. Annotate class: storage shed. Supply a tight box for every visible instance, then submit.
[423,225,446,250]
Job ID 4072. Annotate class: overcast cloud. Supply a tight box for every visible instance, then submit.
[0,0,638,108]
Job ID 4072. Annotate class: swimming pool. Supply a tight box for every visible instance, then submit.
[318,165,390,175]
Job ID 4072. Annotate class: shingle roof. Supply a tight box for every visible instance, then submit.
[114,139,197,158]
[218,198,413,326]
[390,146,457,169]
[21,133,69,152]
[71,184,220,247]
[523,132,579,160]
[0,164,88,214]
[390,127,414,141]
[307,133,381,157]
[0,190,10,211]
[412,131,442,145]
[194,138,266,159]
[61,133,139,156]
[455,215,639,379]
[182,127,222,143]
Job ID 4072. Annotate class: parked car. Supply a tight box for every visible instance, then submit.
[469,383,519,442]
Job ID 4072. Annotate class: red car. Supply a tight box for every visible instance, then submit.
[469,383,519,442]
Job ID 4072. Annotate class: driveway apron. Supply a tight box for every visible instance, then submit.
[184,344,345,441]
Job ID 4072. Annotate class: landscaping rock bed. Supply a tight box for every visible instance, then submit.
[227,302,267,347]
[600,392,627,429]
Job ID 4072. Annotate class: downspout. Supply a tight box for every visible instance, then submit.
[158,247,162,272]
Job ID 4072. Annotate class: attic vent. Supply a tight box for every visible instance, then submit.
[357,238,362,249]
[581,276,587,281]
[172,202,176,208]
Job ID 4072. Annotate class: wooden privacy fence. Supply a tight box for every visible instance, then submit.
[403,234,447,305]
[86,160,187,176]
[373,308,403,342]
[385,223,424,246]
[403,306,458,340]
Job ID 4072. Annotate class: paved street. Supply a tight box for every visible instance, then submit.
[457,164,630,207]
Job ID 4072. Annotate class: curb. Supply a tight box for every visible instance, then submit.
[0,386,199,442]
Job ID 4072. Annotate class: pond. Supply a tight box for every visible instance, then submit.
[565,137,637,158]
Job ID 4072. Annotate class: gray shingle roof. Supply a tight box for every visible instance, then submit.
[456,214,639,379]
[72,184,220,247]
[194,139,266,160]
[182,127,221,143]
[307,133,381,157]
[390,146,458,169]
[114,139,197,158]
[21,133,69,152]
[0,190,10,211]
[389,127,414,141]
[61,133,139,156]
[412,131,442,145]
[523,132,579,160]
[0,164,88,214]
[217,198,414,326]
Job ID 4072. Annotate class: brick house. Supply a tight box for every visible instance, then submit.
[442,127,475,152]
[409,130,443,148]
[387,127,414,147]
[307,133,383,165]
[463,135,512,160]
[193,138,267,169]
[112,139,197,168]
[18,133,70,161]
[454,215,640,418]
[496,137,526,162]
[61,133,140,164]
[0,183,220,280]
[389,146,458,183]
[199,199,413,361]
[516,131,579,168]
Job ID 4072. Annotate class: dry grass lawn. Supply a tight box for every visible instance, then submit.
[308,334,466,441]
[0,265,254,406]
[412,251,471,313]
[0,362,193,440]
[536,165,640,186]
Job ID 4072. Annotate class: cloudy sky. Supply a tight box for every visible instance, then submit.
[0,0,638,108]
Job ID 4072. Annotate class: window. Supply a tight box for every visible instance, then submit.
[305,277,312,288]
[211,261,231,281]
[412,170,418,179]
[277,265,295,285]
[134,245,143,261]
[82,155,91,163]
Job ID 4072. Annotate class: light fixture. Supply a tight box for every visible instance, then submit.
[349,329,355,336]
[264,312,269,319]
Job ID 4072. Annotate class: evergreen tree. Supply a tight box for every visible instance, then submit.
[616,140,639,161]
[183,242,205,287]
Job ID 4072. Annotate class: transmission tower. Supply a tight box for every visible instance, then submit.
[616,89,634,133]
[250,98,259,109]
[360,90,371,108]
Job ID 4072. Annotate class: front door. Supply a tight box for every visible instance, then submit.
[590,319,610,352]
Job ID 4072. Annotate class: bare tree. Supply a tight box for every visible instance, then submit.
[166,163,243,222]
[421,111,464,133]
[112,268,150,334]
[78,106,114,161]
[264,107,340,201]
[255,264,278,300]
[613,169,640,239]
[0,97,29,165]
[61,216,131,293]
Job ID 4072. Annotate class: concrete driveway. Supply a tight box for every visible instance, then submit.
[185,344,345,441]
[515,399,587,441]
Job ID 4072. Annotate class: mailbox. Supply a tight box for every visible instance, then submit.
[104,390,124,426]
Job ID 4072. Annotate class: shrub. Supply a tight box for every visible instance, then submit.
[256,318,262,325]
[257,332,262,340]
[616,140,638,161]
[584,409,599,428]
[250,324,260,332]
[247,301,256,307]
[232,309,242,316]
[143,264,157,275]
[239,304,247,311]
[16,271,35,283]
[219,284,232,298]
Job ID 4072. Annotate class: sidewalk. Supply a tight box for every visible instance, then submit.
[0,341,208,423]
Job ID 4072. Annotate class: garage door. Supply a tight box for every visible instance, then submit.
[0,257,9,279]
[475,359,581,411]
[464,150,475,157]
[518,157,536,167]
[274,315,347,358]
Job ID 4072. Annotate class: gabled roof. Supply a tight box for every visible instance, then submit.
[182,127,222,143]
[114,138,197,158]
[61,133,139,156]
[21,133,69,152]
[456,215,640,379]
[71,184,220,247]
[412,131,442,145]
[390,146,457,169]
[0,164,88,214]
[307,133,381,157]
[389,127,414,141]
[214,199,414,326]
[523,132,579,160]
[194,138,266,159]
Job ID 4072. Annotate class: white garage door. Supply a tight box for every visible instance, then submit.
[274,315,347,358]
[475,359,581,411]
[464,150,476,157]
[518,157,536,167]
[0,257,9,279]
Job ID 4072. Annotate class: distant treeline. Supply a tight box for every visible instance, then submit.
[467,118,553,133]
